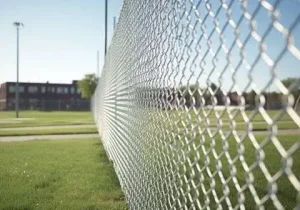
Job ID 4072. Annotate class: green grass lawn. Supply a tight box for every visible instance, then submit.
[163,109,300,131]
[0,127,98,136]
[152,133,300,209]
[0,138,127,210]
[0,111,94,128]
[1,109,298,209]
[186,109,300,122]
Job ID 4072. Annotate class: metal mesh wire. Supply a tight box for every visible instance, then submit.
[92,0,300,209]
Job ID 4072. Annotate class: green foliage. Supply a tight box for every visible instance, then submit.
[281,77,300,109]
[244,77,300,109]
[281,77,300,97]
[77,74,98,99]
[180,83,225,106]
[245,90,256,106]
[281,77,300,90]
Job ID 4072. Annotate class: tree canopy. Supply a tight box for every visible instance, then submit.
[77,74,98,99]
[281,77,300,92]
[281,77,300,109]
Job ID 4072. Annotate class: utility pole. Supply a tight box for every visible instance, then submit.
[13,22,24,118]
[104,0,108,57]
[97,50,100,78]
[113,16,116,30]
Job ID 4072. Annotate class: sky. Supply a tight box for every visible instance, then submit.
[179,0,300,93]
[0,0,299,93]
[0,0,122,84]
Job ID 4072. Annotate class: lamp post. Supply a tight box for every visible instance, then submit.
[97,50,99,78]
[104,0,108,57]
[113,16,116,30]
[13,22,24,118]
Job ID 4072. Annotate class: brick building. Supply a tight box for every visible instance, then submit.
[0,80,90,111]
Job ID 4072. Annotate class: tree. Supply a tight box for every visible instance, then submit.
[281,77,300,109]
[244,90,256,107]
[281,78,300,89]
[179,82,224,107]
[77,74,98,99]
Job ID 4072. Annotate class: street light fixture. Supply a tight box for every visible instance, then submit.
[13,22,24,118]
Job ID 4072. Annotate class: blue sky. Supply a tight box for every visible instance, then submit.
[156,0,300,92]
[0,0,122,84]
[0,0,299,93]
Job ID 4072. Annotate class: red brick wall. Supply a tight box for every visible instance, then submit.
[0,83,7,110]
[0,83,7,100]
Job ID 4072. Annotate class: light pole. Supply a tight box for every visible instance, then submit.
[13,22,24,118]
[104,0,108,57]
[113,16,116,30]
[97,50,99,78]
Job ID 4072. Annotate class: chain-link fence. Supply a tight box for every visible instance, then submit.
[92,0,300,209]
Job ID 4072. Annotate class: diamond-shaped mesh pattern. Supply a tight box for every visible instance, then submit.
[92,0,300,209]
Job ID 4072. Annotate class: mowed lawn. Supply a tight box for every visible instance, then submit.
[1,109,299,131]
[157,133,300,209]
[0,127,97,137]
[163,109,300,131]
[0,111,94,128]
[0,138,127,210]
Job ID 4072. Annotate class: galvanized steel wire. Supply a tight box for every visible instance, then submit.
[92,0,300,209]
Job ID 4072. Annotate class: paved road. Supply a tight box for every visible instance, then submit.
[0,133,99,142]
[0,124,96,131]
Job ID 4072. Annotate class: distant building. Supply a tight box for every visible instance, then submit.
[0,80,90,111]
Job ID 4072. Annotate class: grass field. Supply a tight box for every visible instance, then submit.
[1,109,298,131]
[190,134,299,209]
[161,109,300,131]
[0,127,98,136]
[0,109,298,209]
[0,138,127,210]
[0,111,94,128]
[146,132,300,209]
[139,108,300,209]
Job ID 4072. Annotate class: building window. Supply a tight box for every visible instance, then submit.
[20,86,25,92]
[57,87,63,94]
[9,86,14,93]
[9,85,24,93]
[47,86,55,93]
[41,86,46,93]
[77,87,81,94]
[57,87,69,94]
[70,87,75,94]
[64,87,69,94]
[28,86,38,93]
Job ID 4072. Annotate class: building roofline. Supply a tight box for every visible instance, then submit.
[2,81,78,86]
